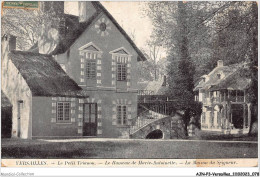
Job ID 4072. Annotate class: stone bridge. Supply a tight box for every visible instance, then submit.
[129,112,187,139]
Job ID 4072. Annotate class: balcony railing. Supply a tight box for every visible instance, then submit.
[138,90,155,96]
[203,94,246,105]
[229,96,245,102]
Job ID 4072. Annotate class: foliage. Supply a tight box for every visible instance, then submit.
[145,1,258,134]
[136,46,167,82]
[1,2,63,50]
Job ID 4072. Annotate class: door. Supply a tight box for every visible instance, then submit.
[83,103,97,136]
[17,100,23,138]
[231,104,244,129]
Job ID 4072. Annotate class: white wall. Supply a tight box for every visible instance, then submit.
[1,38,33,139]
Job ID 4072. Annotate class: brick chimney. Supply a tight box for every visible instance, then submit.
[78,2,97,23]
[217,60,224,67]
[1,35,16,59]
[8,35,16,51]
[41,1,64,15]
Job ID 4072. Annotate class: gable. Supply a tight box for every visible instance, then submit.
[79,42,102,52]
[84,45,98,51]
[109,47,130,55]
[50,2,146,61]
[115,49,128,54]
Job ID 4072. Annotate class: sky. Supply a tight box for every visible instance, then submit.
[64,1,153,51]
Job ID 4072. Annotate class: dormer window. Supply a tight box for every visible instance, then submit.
[217,72,224,79]
[79,42,103,86]
[117,62,127,81]
[110,47,132,88]
[86,61,96,79]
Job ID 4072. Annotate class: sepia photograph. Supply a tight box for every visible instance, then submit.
[0,0,258,174]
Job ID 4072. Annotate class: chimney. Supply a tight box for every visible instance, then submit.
[9,35,16,51]
[78,2,96,23]
[41,2,64,15]
[79,2,88,23]
[162,75,167,87]
[54,1,64,16]
[217,60,223,67]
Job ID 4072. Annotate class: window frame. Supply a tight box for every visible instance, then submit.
[56,102,71,123]
[83,103,97,123]
[117,62,127,81]
[86,60,96,79]
[117,105,127,125]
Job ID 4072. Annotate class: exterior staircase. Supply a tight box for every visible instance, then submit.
[129,105,169,135]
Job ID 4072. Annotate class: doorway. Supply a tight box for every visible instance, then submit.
[231,104,244,129]
[83,103,97,136]
[17,100,23,138]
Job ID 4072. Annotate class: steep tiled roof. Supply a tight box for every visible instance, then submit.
[194,63,241,91]
[49,2,146,61]
[137,78,168,95]
[9,51,87,98]
[209,66,251,91]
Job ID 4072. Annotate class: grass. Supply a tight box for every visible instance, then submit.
[192,130,258,141]
[1,138,258,159]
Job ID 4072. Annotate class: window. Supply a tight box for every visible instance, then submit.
[211,115,214,126]
[117,105,127,125]
[57,102,71,123]
[84,103,97,123]
[86,61,96,79]
[117,63,127,81]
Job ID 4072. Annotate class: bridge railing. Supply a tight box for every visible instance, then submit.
[129,105,168,135]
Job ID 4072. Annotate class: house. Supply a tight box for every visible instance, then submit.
[194,60,252,134]
[2,2,146,139]
[1,35,89,139]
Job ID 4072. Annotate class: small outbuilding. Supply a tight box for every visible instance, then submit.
[2,37,88,139]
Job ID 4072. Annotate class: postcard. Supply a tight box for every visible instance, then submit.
[1,1,258,176]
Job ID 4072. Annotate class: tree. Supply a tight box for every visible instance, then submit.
[136,49,154,82]
[146,41,162,81]
[246,2,258,135]
[145,1,213,135]
[209,2,258,134]
[167,2,196,135]
[1,2,64,50]
[145,1,257,135]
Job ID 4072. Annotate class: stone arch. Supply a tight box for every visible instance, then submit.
[130,117,171,139]
[145,129,163,139]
